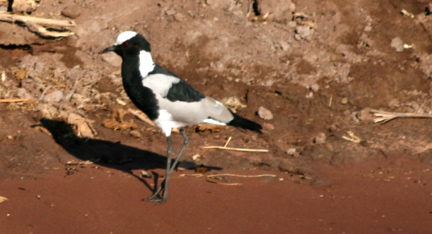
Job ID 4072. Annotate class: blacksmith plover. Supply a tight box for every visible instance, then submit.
[102,31,262,204]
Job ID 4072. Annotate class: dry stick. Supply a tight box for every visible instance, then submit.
[206,174,277,186]
[0,98,34,103]
[0,12,75,38]
[201,136,269,153]
[24,21,74,38]
[371,109,432,123]
[201,145,269,152]
[0,12,75,27]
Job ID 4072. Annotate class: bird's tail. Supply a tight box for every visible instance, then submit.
[227,112,262,134]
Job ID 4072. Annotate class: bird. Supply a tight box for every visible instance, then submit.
[101,31,262,204]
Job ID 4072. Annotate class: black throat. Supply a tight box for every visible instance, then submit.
[121,56,159,120]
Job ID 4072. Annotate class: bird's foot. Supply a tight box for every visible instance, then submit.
[143,196,166,204]
[143,189,167,204]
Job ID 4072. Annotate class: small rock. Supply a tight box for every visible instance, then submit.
[295,26,314,40]
[341,97,348,104]
[314,132,326,144]
[258,106,273,120]
[310,84,320,92]
[278,41,290,51]
[13,0,39,13]
[61,6,81,19]
[165,9,176,16]
[16,88,34,100]
[286,148,296,155]
[43,90,63,103]
[174,13,186,22]
[263,123,275,130]
[305,91,314,99]
[286,148,299,157]
[130,130,142,138]
[390,37,404,52]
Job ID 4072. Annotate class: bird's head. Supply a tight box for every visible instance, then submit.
[101,31,151,57]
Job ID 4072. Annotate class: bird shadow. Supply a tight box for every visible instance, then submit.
[38,118,221,194]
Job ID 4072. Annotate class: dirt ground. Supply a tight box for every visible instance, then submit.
[1,0,432,233]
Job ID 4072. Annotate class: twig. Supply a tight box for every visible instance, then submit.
[25,21,74,38]
[64,81,78,102]
[371,109,432,123]
[206,173,277,186]
[0,12,75,38]
[202,136,269,152]
[201,145,269,152]
[0,12,75,27]
[342,131,362,143]
[0,98,34,103]
[38,85,52,102]
[224,136,232,147]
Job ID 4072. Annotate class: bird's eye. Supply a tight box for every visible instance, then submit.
[123,42,129,47]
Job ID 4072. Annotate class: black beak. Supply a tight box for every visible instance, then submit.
[100,45,116,54]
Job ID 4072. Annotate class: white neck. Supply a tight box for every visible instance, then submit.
[139,50,155,77]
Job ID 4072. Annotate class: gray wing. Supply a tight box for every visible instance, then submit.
[158,96,234,126]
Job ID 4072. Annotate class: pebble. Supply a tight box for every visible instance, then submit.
[61,6,81,19]
[258,106,273,120]
[341,97,348,104]
[263,123,275,130]
[295,26,313,40]
[129,130,142,138]
[286,148,296,155]
[43,90,64,103]
[310,84,320,92]
[286,148,300,157]
[174,13,186,22]
[165,9,176,16]
[390,37,404,52]
[314,132,326,144]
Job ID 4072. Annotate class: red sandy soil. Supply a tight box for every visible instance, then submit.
[1,160,432,233]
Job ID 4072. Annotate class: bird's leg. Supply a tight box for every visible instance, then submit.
[145,135,173,203]
[158,129,189,203]
[144,129,189,204]
[168,128,189,174]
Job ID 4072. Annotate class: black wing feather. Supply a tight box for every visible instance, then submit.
[149,65,205,102]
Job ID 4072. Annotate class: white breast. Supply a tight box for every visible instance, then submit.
[139,50,156,77]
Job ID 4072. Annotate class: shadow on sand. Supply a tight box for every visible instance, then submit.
[38,118,221,195]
